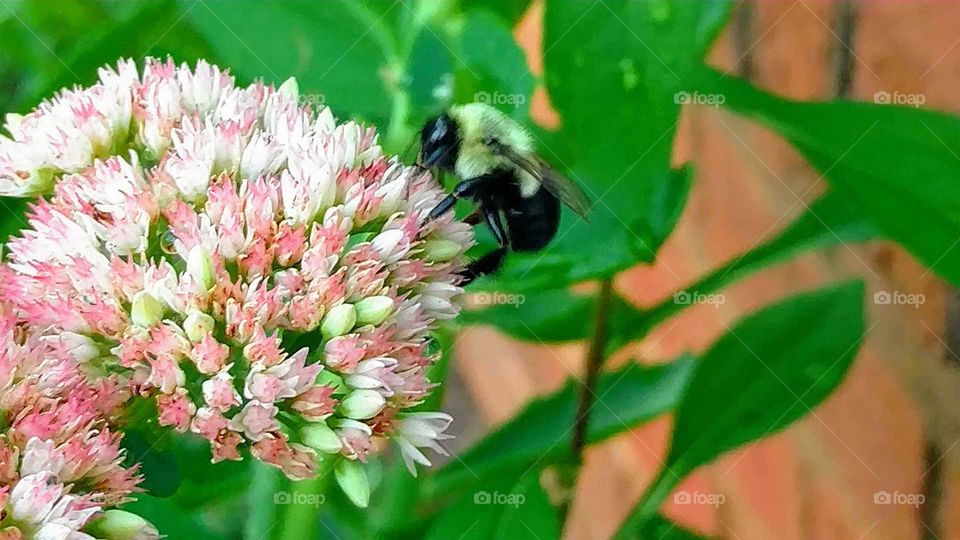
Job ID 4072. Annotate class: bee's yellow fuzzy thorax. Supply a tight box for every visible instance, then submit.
[448,103,539,196]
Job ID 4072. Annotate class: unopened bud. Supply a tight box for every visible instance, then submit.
[321,303,356,339]
[279,77,299,100]
[422,239,460,262]
[187,244,216,292]
[354,296,394,326]
[335,459,369,508]
[184,310,216,342]
[339,389,385,420]
[131,291,164,327]
[300,421,343,454]
[89,509,161,540]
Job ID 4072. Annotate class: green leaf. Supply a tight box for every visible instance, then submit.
[121,430,182,498]
[424,473,558,540]
[123,494,227,540]
[466,190,875,352]
[453,9,533,121]
[497,0,730,286]
[696,65,960,286]
[183,0,393,123]
[459,288,645,352]
[481,0,533,26]
[639,515,716,540]
[21,0,215,110]
[427,356,695,497]
[0,196,28,246]
[489,166,693,289]
[617,282,865,536]
[644,190,878,330]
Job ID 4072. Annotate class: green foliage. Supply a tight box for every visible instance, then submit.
[489,1,734,287]
[424,473,559,540]
[427,357,695,497]
[617,282,865,536]
[696,65,960,286]
[0,0,940,537]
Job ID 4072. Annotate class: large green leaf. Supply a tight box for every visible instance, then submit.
[183,0,393,123]
[427,356,695,497]
[464,190,876,351]
[424,473,558,540]
[452,9,533,121]
[643,190,877,329]
[494,0,730,286]
[696,66,960,286]
[616,281,865,536]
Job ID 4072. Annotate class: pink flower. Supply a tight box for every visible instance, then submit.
[0,303,148,536]
[0,58,469,484]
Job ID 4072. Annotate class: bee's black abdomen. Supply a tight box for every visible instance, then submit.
[504,185,560,252]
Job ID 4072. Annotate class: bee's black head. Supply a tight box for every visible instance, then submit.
[419,113,460,171]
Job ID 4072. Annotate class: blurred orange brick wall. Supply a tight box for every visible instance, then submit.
[453,2,960,539]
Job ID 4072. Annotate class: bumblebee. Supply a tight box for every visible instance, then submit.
[419,103,591,283]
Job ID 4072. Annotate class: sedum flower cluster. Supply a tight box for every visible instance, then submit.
[0,303,152,539]
[0,57,470,527]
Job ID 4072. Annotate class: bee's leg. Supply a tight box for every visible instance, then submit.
[463,209,483,225]
[425,175,495,223]
[460,203,509,286]
[460,248,507,286]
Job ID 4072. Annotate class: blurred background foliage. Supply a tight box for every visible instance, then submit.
[1,0,959,539]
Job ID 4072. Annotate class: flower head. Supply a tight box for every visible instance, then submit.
[0,303,147,538]
[1,58,470,483]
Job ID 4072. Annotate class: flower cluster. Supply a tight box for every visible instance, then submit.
[0,58,471,508]
[0,303,153,539]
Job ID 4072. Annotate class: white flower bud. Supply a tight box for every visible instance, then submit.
[339,389,385,420]
[90,509,161,540]
[300,421,343,454]
[321,303,356,339]
[335,459,370,508]
[278,77,299,100]
[354,296,394,326]
[187,244,216,292]
[54,332,101,362]
[131,291,164,327]
[422,239,461,262]
[184,310,216,342]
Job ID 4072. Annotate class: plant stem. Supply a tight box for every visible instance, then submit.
[275,458,336,540]
[559,278,614,525]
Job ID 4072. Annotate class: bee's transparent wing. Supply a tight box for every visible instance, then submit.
[492,143,593,219]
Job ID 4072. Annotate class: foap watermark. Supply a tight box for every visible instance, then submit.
[274,491,326,507]
[673,290,725,307]
[674,91,725,107]
[873,290,925,308]
[299,93,327,108]
[873,91,925,108]
[673,490,726,508]
[474,91,526,108]
[874,490,924,507]
[474,291,526,308]
[474,490,525,508]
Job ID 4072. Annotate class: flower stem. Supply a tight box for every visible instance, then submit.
[559,278,614,526]
[275,458,336,540]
